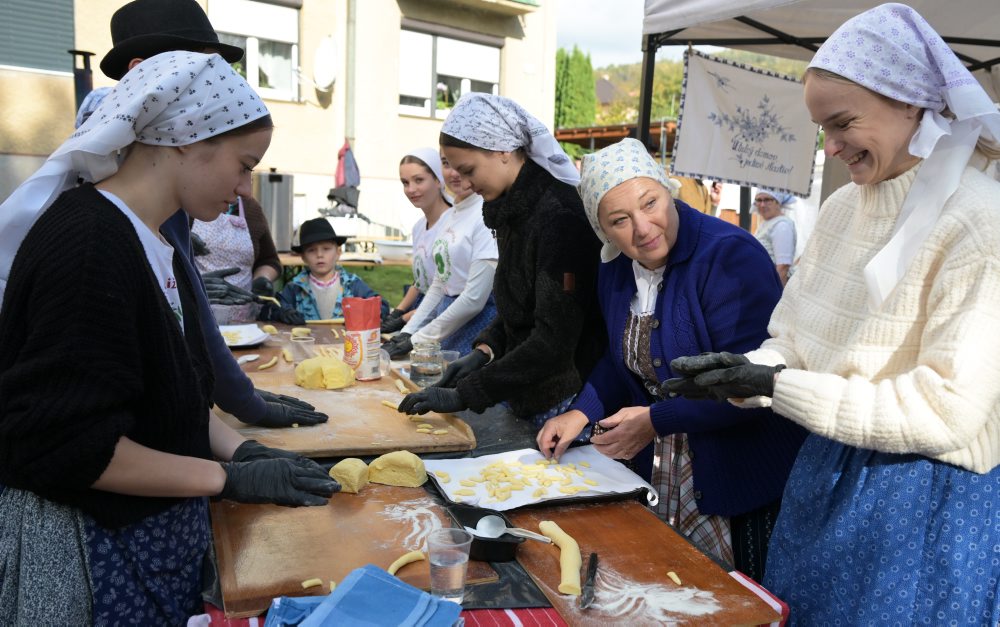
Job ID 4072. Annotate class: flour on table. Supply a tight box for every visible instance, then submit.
[591,566,721,620]
[381,497,442,550]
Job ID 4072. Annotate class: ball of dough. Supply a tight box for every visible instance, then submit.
[329,458,369,494]
[368,450,427,487]
[295,356,355,390]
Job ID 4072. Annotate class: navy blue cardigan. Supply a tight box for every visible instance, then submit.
[571,201,806,517]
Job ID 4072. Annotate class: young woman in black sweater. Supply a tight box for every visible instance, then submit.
[399,93,605,429]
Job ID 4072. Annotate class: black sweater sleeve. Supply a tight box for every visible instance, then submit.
[0,198,144,496]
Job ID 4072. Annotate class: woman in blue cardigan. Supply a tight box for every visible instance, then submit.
[537,138,806,582]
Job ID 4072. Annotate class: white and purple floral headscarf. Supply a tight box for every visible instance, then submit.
[441,92,580,187]
[0,50,269,302]
[809,3,1000,308]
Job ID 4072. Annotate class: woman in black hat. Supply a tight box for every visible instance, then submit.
[276,218,391,321]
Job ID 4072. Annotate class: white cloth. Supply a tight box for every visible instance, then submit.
[0,50,268,306]
[630,260,665,315]
[579,138,679,263]
[404,193,498,342]
[98,190,183,328]
[746,163,1000,474]
[403,147,452,204]
[440,92,579,186]
[808,3,1000,309]
[310,273,342,320]
[410,210,451,293]
[672,50,819,196]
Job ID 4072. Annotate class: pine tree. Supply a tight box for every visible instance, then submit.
[554,45,596,157]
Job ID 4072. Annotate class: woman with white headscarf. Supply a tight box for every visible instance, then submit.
[398,93,605,427]
[752,188,797,285]
[538,138,805,581]
[668,4,1000,623]
[0,52,338,624]
[381,148,453,355]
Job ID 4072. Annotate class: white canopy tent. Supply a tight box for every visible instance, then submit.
[637,0,1000,228]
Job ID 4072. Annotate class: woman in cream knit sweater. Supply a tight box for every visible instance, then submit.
[667,4,1000,624]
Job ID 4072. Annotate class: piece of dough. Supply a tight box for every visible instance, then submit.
[328,458,369,494]
[291,327,312,337]
[257,356,278,370]
[539,520,582,595]
[261,324,278,335]
[295,356,355,390]
[281,348,293,362]
[394,379,409,394]
[301,578,323,589]
[387,550,425,576]
[368,450,427,487]
[381,400,399,410]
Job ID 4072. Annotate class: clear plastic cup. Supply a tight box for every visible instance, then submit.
[440,350,460,369]
[289,336,316,363]
[427,528,473,604]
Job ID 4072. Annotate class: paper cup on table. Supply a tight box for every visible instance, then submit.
[427,528,473,604]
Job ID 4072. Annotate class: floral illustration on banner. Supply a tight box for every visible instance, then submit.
[708,95,797,173]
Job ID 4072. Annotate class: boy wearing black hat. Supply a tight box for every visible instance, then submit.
[278,219,390,321]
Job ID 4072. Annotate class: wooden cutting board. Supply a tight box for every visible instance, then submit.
[211,483,498,617]
[220,328,475,457]
[509,502,782,626]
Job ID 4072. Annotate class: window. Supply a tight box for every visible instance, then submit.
[398,28,501,118]
[0,0,73,73]
[209,0,299,101]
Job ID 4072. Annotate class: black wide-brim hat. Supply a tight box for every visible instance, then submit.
[101,0,244,80]
[293,218,349,253]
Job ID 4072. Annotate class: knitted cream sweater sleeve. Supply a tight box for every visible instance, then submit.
[766,166,1000,473]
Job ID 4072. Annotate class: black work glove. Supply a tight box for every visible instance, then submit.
[254,395,329,428]
[382,332,412,359]
[191,232,211,256]
[258,389,318,411]
[670,352,749,376]
[690,363,785,399]
[252,276,275,297]
[202,267,255,305]
[259,303,306,325]
[231,439,312,464]
[380,309,406,333]
[434,349,489,388]
[220,458,340,506]
[397,387,465,415]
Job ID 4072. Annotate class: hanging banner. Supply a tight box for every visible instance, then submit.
[672,50,819,196]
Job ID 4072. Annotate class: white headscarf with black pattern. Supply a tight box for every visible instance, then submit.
[440,92,580,186]
[0,50,269,299]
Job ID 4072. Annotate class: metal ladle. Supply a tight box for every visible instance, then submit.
[474,515,551,544]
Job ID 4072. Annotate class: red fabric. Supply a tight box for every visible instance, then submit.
[202,603,567,626]
[461,608,567,627]
[728,570,790,626]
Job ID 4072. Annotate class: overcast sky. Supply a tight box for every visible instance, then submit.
[555,0,648,68]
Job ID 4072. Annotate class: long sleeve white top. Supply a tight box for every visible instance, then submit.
[746,162,1000,473]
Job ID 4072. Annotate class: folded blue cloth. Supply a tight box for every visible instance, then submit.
[298,565,462,627]
[263,595,326,627]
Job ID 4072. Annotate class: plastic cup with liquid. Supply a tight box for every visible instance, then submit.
[427,528,473,604]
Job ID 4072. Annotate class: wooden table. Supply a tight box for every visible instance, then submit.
[509,501,782,625]
[211,484,498,617]
[220,324,475,457]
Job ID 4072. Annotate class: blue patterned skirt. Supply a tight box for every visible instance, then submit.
[433,293,497,355]
[764,434,1000,625]
[84,497,211,626]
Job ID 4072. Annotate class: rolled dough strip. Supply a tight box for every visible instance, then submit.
[394,379,409,394]
[538,520,582,595]
[387,549,425,576]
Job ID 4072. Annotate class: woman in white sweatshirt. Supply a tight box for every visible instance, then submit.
[667,4,1000,624]
[390,150,498,356]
